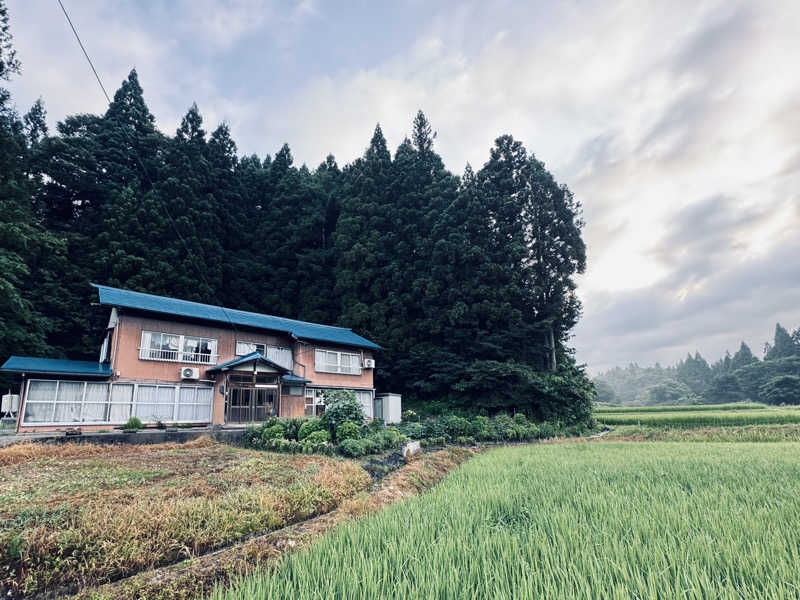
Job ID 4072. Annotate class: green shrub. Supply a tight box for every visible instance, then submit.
[121,417,143,430]
[442,415,473,439]
[401,422,424,440]
[362,437,380,455]
[363,419,385,435]
[298,418,324,441]
[312,442,335,456]
[421,418,446,439]
[492,414,519,440]
[338,438,366,457]
[321,390,366,435]
[526,423,540,440]
[455,436,476,445]
[336,421,362,442]
[304,430,330,444]
[538,421,556,439]
[282,418,308,441]
[262,423,286,441]
[471,416,492,441]
[243,425,262,448]
[420,436,446,448]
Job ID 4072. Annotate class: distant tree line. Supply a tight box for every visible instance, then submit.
[595,323,800,406]
[0,5,592,423]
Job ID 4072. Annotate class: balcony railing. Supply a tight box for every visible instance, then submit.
[138,348,218,365]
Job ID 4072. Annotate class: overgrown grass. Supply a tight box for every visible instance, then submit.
[214,443,800,599]
[604,423,800,442]
[596,407,800,427]
[593,402,767,414]
[0,438,370,596]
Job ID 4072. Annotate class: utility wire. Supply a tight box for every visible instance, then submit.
[57,0,110,103]
[56,0,242,343]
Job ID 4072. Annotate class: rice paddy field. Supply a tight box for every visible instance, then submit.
[215,442,800,600]
[594,403,800,427]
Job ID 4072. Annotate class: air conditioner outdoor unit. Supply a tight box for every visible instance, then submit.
[1,394,19,413]
[181,367,200,380]
[363,359,376,369]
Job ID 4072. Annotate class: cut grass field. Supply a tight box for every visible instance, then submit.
[0,438,370,597]
[595,406,800,427]
[215,442,800,600]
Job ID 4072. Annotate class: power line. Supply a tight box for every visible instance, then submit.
[57,0,110,104]
[55,0,241,340]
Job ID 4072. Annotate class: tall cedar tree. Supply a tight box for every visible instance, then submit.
[0,16,595,420]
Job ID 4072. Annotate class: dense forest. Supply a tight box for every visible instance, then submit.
[0,6,592,424]
[595,323,800,406]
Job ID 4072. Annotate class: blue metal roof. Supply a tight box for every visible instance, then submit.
[0,356,113,377]
[206,352,291,374]
[92,284,381,350]
[282,374,311,383]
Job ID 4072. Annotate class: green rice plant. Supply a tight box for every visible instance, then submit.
[596,407,800,427]
[593,402,767,414]
[214,442,800,600]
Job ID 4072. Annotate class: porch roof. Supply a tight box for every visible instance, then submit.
[206,351,291,374]
[92,284,381,350]
[282,373,311,384]
[0,356,113,378]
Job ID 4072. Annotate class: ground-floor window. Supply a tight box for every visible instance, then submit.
[21,379,213,426]
[305,388,373,418]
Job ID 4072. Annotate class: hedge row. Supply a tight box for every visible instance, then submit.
[398,413,592,443]
[242,417,409,457]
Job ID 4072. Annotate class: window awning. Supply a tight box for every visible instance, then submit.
[282,374,311,384]
[0,356,113,378]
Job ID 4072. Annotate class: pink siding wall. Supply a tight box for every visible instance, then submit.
[17,310,377,431]
[112,313,292,383]
[293,342,374,389]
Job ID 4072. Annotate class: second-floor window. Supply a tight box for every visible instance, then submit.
[315,349,362,375]
[235,341,293,369]
[139,331,218,364]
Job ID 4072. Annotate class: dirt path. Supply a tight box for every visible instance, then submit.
[69,447,475,600]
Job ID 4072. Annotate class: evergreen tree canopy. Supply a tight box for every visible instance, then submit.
[0,3,593,421]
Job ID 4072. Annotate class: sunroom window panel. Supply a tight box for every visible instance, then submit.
[28,380,57,402]
[156,386,175,404]
[23,402,52,423]
[53,382,84,423]
[179,387,196,404]
[109,384,133,421]
[195,388,213,407]
[82,402,108,422]
[85,383,109,403]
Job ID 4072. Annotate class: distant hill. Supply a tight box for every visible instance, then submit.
[594,324,800,406]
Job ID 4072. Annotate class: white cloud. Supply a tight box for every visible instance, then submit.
[6,0,800,372]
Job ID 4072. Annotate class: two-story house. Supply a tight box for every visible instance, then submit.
[0,284,380,433]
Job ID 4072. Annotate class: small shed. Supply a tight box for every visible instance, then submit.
[374,393,402,424]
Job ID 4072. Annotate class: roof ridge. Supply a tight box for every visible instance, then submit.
[91,283,354,332]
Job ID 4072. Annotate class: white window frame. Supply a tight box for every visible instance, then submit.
[314,349,362,375]
[235,341,293,369]
[139,331,218,365]
[305,387,373,419]
[20,379,214,426]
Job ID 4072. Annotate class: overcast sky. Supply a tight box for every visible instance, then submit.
[7,0,800,373]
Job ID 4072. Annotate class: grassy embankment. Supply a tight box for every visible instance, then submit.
[215,442,800,600]
[0,438,370,597]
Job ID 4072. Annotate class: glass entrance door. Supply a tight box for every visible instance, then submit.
[226,387,277,423]
[253,389,275,421]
